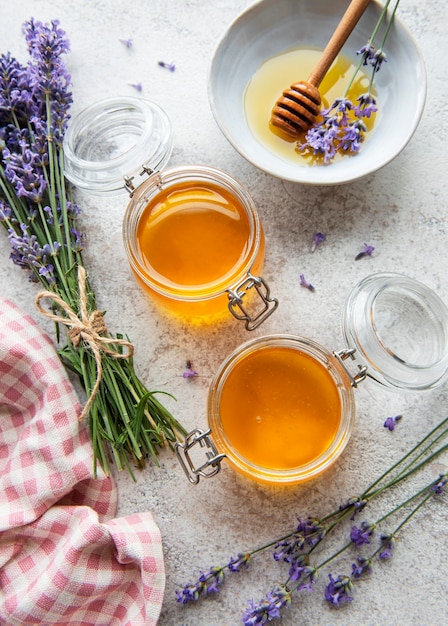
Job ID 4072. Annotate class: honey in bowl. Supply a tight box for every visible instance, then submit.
[244,47,377,165]
[123,166,266,321]
[208,335,355,485]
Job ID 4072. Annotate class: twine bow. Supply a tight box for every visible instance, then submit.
[35,265,135,421]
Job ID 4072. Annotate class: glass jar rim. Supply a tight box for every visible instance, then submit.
[343,272,448,391]
[63,96,173,195]
[207,333,355,484]
[122,164,263,302]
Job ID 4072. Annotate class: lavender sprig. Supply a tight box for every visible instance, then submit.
[177,416,448,622]
[298,0,400,163]
[325,472,447,605]
[0,19,187,478]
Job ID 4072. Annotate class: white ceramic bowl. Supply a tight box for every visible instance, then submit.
[208,0,426,185]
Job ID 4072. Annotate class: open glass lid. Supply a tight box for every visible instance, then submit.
[63,96,173,195]
[343,273,448,391]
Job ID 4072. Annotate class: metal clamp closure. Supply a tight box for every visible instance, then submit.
[123,162,156,197]
[227,273,279,331]
[175,429,226,485]
[333,348,368,388]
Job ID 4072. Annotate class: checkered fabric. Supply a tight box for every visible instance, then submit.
[0,299,165,625]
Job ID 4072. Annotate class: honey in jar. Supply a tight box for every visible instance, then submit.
[123,166,269,322]
[219,344,341,470]
[207,335,354,485]
[136,181,255,296]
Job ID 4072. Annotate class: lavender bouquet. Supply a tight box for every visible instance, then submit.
[0,19,186,478]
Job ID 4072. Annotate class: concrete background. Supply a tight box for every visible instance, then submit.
[1,1,447,624]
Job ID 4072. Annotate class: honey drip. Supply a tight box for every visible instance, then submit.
[219,346,341,471]
[244,48,377,165]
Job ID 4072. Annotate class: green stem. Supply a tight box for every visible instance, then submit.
[362,417,448,497]
[56,146,75,272]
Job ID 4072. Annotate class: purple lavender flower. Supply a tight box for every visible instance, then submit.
[311,232,325,252]
[297,517,326,546]
[350,521,376,546]
[339,496,368,519]
[300,274,315,292]
[379,533,396,559]
[0,201,12,221]
[274,518,325,578]
[356,43,376,65]
[22,19,72,144]
[324,574,354,606]
[3,141,47,202]
[299,97,369,163]
[355,243,375,260]
[8,223,60,283]
[339,120,366,153]
[183,359,198,379]
[242,585,291,625]
[355,93,378,119]
[289,562,317,584]
[66,200,81,218]
[384,415,402,431]
[371,49,388,72]
[274,538,304,563]
[70,228,85,252]
[351,556,372,579]
[129,82,143,92]
[119,38,133,48]
[175,566,224,604]
[300,121,339,163]
[0,53,34,123]
[228,552,251,572]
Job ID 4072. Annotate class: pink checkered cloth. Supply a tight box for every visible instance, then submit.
[0,299,165,625]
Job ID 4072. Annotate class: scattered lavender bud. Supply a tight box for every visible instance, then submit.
[183,359,198,379]
[384,415,402,431]
[119,38,133,48]
[355,243,375,260]
[128,82,142,92]
[300,274,315,292]
[158,60,176,72]
[311,232,325,252]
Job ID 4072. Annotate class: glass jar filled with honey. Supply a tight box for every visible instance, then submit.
[176,274,448,485]
[64,96,278,329]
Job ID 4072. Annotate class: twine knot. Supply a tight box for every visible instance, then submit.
[35,265,134,421]
[67,309,107,348]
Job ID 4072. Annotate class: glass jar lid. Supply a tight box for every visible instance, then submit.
[63,96,173,195]
[343,273,448,391]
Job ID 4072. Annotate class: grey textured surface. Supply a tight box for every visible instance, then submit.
[1,1,447,624]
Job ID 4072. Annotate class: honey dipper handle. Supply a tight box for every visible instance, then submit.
[308,0,372,88]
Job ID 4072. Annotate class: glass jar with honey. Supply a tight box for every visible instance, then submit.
[63,96,278,329]
[176,274,448,485]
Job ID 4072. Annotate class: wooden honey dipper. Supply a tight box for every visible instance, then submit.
[271,0,372,138]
